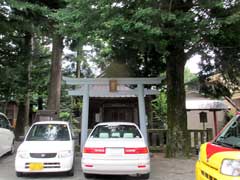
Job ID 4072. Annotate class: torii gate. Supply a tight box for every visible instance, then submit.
[63,77,162,151]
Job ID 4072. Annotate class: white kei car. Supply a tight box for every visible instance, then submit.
[81,122,150,179]
[15,121,75,177]
[0,112,15,157]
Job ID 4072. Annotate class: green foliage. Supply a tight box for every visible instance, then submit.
[0,0,52,106]
[198,1,240,98]
[59,111,70,121]
[152,91,167,128]
[1,0,240,158]
[184,68,197,83]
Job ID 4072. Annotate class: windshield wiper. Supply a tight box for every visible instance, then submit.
[214,140,234,148]
[214,139,240,149]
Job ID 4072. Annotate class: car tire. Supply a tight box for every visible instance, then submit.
[140,173,150,179]
[16,172,23,177]
[67,165,74,176]
[84,173,94,179]
[10,140,15,154]
[7,140,15,155]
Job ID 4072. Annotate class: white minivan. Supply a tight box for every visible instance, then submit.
[15,121,75,177]
[82,122,150,179]
[0,112,15,157]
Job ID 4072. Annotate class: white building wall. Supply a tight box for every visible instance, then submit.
[187,110,226,135]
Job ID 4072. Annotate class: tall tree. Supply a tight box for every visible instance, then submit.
[47,33,63,113]
[59,0,240,157]
[0,1,52,134]
[198,1,240,98]
[8,0,67,114]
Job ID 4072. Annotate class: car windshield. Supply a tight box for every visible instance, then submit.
[90,124,142,138]
[26,124,70,141]
[214,116,240,149]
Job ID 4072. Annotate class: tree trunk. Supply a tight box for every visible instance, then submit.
[24,32,33,128]
[166,44,190,158]
[3,100,8,114]
[38,97,43,110]
[76,60,81,78]
[76,47,83,78]
[15,102,25,138]
[47,34,63,114]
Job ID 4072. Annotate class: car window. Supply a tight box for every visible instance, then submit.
[26,124,70,141]
[214,116,240,148]
[0,115,10,129]
[90,125,142,138]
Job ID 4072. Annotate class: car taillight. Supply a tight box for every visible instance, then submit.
[124,147,149,154]
[83,147,106,154]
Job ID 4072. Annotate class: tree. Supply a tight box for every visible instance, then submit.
[59,0,240,158]
[198,1,240,98]
[152,91,167,128]
[61,0,194,157]
[8,0,67,114]
[0,1,52,134]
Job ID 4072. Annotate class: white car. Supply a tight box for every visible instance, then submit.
[81,122,150,179]
[0,112,15,157]
[15,121,75,177]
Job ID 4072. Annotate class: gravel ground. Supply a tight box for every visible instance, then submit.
[151,153,196,180]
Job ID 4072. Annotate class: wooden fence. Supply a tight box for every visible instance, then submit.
[148,128,213,152]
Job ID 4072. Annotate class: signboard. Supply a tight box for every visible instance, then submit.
[199,112,208,123]
[109,80,118,92]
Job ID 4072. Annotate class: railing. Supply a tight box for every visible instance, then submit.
[148,128,213,152]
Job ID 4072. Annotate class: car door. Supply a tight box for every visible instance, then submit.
[0,115,13,156]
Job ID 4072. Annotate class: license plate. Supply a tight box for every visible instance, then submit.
[107,148,123,155]
[29,163,44,171]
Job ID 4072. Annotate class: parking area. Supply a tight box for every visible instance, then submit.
[0,152,196,180]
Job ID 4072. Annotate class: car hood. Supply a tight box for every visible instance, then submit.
[199,143,240,170]
[17,141,73,153]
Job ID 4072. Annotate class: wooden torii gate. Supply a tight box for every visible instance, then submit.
[63,77,162,151]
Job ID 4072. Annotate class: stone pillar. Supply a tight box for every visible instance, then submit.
[81,84,89,152]
[137,84,148,145]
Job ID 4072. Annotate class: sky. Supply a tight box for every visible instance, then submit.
[64,47,202,75]
[185,55,201,74]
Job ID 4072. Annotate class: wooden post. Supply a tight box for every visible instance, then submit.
[213,110,218,136]
[81,84,89,152]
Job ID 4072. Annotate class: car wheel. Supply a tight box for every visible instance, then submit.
[140,173,150,179]
[67,165,74,176]
[10,140,15,154]
[84,173,94,179]
[16,172,23,177]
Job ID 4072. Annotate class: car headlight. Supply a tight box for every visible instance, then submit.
[58,150,73,158]
[221,159,240,176]
[17,151,29,159]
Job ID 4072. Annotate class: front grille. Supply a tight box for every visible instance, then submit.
[25,162,60,169]
[30,153,57,158]
[201,170,217,180]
